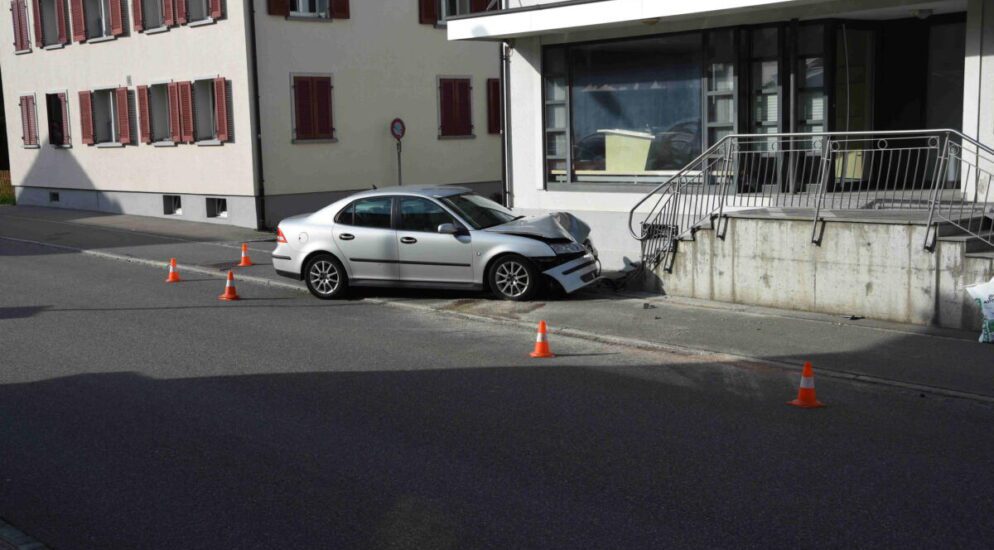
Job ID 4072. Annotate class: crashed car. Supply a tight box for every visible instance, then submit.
[272,185,599,301]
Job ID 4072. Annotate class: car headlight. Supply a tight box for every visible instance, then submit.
[549,242,587,255]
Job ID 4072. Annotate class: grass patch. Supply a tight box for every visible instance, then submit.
[0,171,13,205]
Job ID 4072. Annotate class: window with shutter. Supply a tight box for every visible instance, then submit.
[167,82,181,142]
[487,78,501,134]
[292,75,334,142]
[31,0,42,47]
[418,0,436,24]
[11,0,31,51]
[439,78,472,138]
[267,0,288,16]
[178,81,194,143]
[29,0,70,46]
[116,87,131,144]
[78,90,93,144]
[214,77,229,142]
[329,0,347,18]
[69,0,84,41]
[80,0,120,39]
[45,92,70,146]
[137,85,151,143]
[109,0,123,35]
[19,95,38,147]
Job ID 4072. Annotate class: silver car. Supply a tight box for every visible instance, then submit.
[271,186,599,301]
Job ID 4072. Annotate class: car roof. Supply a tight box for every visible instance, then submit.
[345,185,473,200]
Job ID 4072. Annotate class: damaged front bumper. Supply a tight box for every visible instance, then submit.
[541,252,600,294]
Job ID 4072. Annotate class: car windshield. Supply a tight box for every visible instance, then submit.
[439,193,518,229]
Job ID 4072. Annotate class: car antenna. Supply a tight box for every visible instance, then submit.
[371,184,377,189]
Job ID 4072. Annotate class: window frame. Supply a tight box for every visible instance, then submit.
[288,0,329,18]
[334,196,394,229]
[45,89,71,148]
[437,75,474,139]
[36,0,69,48]
[82,0,116,41]
[145,80,174,145]
[290,72,336,143]
[139,0,167,31]
[185,0,213,24]
[90,86,122,146]
[191,77,218,144]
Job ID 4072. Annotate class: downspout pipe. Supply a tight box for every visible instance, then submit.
[499,0,513,208]
[247,0,267,229]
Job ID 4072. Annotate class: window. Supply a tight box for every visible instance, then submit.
[206,197,227,218]
[35,0,69,47]
[267,0,344,18]
[486,78,501,135]
[19,95,39,147]
[134,0,167,30]
[46,92,70,146]
[438,78,472,137]
[79,88,131,145]
[11,0,30,51]
[80,0,124,40]
[137,83,173,143]
[292,75,334,141]
[438,0,492,22]
[192,78,230,143]
[705,29,736,147]
[163,195,182,215]
[49,191,60,202]
[337,197,392,229]
[438,193,515,230]
[398,197,455,232]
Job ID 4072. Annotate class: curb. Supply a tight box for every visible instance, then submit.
[4,234,994,405]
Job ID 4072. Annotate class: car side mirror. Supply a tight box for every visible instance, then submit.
[437,223,461,235]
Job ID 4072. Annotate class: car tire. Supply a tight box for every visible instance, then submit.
[489,254,540,301]
[304,254,349,300]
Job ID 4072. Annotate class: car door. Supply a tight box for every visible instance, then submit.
[396,196,475,284]
[333,196,399,281]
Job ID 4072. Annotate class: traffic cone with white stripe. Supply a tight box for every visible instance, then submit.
[788,362,824,408]
[529,320,555,358]
[218,271,240,301]
[237,243,254,267]
[165,258,181,283]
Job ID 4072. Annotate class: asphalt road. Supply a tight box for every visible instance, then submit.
[2,238,994,549]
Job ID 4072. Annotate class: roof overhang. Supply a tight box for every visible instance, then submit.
[446,0,822,40]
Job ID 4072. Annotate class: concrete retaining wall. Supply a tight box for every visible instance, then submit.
[651,216,994,330]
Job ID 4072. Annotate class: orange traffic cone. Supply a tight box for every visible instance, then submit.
[165,258,181,283]
[788,362,824,408]
[529,320,555,358]
[218,271,240,301]
[237,243,253,267]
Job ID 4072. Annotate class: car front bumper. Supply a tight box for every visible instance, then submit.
[541,252,599,294]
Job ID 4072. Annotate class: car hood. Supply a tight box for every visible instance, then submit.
[484,212,591,243]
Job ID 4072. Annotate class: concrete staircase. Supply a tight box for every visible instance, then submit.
[646,209,994,331]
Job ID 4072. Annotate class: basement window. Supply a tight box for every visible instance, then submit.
[206,197,227,218]
[163,195,182,215]
[49,191,60,202]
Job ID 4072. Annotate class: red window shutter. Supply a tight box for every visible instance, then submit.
[58,93,70,144]
[456,79,472,135]
[116,87,131,144]
[31,0,42,47]
[167,82,181,142]
[69,0,85,41]
[28,96,38,145]
[418,0,436,24]
[439,79,454,136]
[209,0,220,18]
[330,0,347,18]
[19,96,31,145]
[487,78,501,134]
[440,78,471,136]
[178,81,193,143]
[267,0,287,16]
[470,0,491,13]
[78,91,93,145]
[175,0,185,24]
[11,0,30,50]
[293,76,315,140]
[314,77,333,139]
[131,0,142,31]
[54,0,66,43]
[136,85,151,143]
[214,77,229,142]
[163,0,173,25]
[109,0,123,35]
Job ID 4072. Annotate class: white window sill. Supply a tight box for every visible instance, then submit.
[287,14,332,21]
[87,35,116,44]
[144,25,169,34]
[292,137,338,144]
[14,48,31,55]
[22,144,40,149]
[438,134,476,140]
[51,143,72,149]
[96,142,124,148]
[188,17,215,27]
[43,43,65,50]
[152,140,176,147]
[196,139,222,146]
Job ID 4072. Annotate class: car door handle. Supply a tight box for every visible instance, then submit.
[339,233,355,241]
[400,237,417,244]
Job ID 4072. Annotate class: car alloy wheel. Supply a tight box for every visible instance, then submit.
[305,254,348,300]
[491,255,538,301]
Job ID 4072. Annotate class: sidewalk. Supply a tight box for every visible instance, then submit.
[2,205,992,399]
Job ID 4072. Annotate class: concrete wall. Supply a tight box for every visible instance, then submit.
[254,1,503,218]
[0,0,258,223]
[653,216,994,330]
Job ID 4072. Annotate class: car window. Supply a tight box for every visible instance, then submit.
[439,193,516,230]
[398,197,455,233]
[338,197,392,229]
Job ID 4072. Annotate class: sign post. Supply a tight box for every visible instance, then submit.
[390,118,406,186]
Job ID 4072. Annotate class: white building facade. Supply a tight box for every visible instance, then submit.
[448,0,994,269]
[2,0,503,228]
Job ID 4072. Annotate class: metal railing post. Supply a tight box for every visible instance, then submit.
[811,137,832,245]
[924,132,950,250]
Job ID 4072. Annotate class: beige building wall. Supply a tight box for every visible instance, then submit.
[0,0,258,223]
[254,2,503,224]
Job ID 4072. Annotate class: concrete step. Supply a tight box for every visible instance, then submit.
[964,250,994,261]
[937,232,994,253]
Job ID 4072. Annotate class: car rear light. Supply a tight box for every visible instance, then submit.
[276,228,288,243]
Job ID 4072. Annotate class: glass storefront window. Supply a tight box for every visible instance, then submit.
[543,47,570,183]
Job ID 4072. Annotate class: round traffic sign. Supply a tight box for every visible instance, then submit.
[390,118,406,141]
